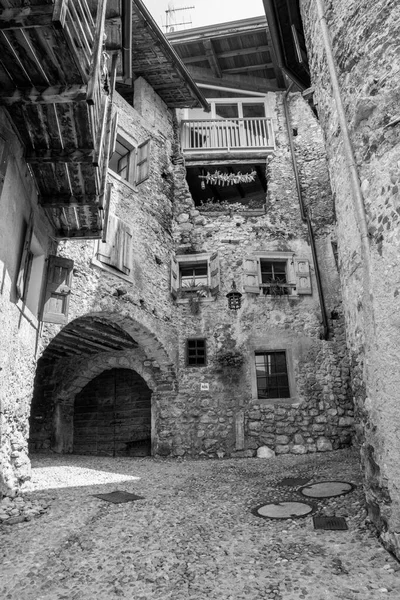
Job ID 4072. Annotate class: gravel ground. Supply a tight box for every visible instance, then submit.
[0,448,399,600]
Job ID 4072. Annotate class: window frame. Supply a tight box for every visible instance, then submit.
[243,252,312,297]
[108,131,151,188]
[15,219,46,326]
[255,350,290,399]
[171,252,220,301]
[186,338,207,367]
[250,345,296,405]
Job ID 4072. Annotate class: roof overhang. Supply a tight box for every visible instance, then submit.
[128,0,209,110]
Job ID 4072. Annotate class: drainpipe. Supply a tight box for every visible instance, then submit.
[314,0,370,269]
[283,85,330,340]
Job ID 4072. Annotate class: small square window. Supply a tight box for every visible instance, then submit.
[187,339,207,366]
[255,351,290,399]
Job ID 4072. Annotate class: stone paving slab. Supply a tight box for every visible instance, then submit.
[0,449,399,600]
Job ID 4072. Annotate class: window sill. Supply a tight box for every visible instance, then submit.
[91,257,133,283]
[108,169,138,193]
[176,296,216,304]
[253,397,301,407]
[16,299,39,329]
[198,208,266,218]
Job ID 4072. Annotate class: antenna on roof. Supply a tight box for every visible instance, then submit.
[164,3,195,33]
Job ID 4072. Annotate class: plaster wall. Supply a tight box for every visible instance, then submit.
[300,0,400,556]
[0,108,53,493]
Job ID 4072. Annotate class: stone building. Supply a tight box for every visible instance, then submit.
[263,0,400,559]
[1,4,352,502]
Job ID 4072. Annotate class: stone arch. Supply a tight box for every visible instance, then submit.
[30,313,177,454]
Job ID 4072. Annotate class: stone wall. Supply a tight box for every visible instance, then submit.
[154,91,353,458]
[300,0,400,557]
[28,86,353,463]
[0,108,54,494]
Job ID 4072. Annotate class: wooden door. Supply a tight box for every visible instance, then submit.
[73,368,151,456]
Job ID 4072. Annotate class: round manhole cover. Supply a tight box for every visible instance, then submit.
[253,501,314,520]
[299,481,354,499]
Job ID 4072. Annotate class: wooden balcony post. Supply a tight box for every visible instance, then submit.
[86,0,108,105]
[53,0,69,28]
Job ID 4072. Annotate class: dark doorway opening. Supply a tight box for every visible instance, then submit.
[73,368,151,457]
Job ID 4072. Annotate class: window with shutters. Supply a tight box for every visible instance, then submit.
[170,252,220,301]
[243,252,312,296]
[95,214,133,278]
[108,133,150,187]
[15,218,46,322]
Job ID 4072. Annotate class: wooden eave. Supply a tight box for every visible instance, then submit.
[167,15,285,92]
[125,0,209,110]
[0,0,116,239]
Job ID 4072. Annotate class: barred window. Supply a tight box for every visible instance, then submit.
[187,339,206,366]
[255,351,290,399]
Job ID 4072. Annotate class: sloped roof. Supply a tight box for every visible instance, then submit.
[167,16,286,94]
[127,0,209,109]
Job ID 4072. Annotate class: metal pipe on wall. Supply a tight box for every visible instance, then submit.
[282,86,330,340]
[314,0,371,269]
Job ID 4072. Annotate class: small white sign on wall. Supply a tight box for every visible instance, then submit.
[200,383,209,391]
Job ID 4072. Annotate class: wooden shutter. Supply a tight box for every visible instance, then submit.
[109,113,119,159]
[243,256,260,293]
[42,255,74,324]
[16,216,33,300]
[294,258,312,294]
[136,139,150,184]
[0,135,8,198]
[170,255,178,299]
[209,252,220,296]
[97,214,132,275]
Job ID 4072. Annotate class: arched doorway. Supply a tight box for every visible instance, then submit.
[73,368,152,457]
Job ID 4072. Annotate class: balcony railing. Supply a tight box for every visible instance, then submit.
[181,118,275,152]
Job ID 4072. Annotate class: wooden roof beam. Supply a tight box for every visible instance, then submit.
[203,39,222,78]
[222,63,273,74]
[0,85,88,105]
[178,44,271,64]
[0,5,54,30]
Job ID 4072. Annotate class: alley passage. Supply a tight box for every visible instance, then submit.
[0,449,399,600]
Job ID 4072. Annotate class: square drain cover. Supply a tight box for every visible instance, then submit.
[93,491,144,504]
[313,516,348,530]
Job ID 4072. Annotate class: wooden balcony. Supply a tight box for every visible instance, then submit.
[0,0,115,238]
[181,118,275,160]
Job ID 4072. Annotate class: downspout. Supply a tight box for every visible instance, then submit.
[283,85,330,340]
[314,0,370,269]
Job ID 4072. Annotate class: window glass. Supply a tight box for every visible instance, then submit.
[260,260,289,296]
[187,339,206,366]
[255,351,290,399]
[215,104,239,119]
[109,139,131,180]
[242,103,265,118]
[180,263,208,287]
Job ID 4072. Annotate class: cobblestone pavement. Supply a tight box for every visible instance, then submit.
[0,448,399,600]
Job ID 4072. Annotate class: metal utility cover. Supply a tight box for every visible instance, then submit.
[313,516,348,530]
[278,477,311,487]
[300,481,354,499]
[93,491,144,504]
[253,501,315,520]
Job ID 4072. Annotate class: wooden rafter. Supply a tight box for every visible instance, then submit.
[203,39,222,78]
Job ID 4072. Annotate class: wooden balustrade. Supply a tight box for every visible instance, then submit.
[181,118,275,152]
